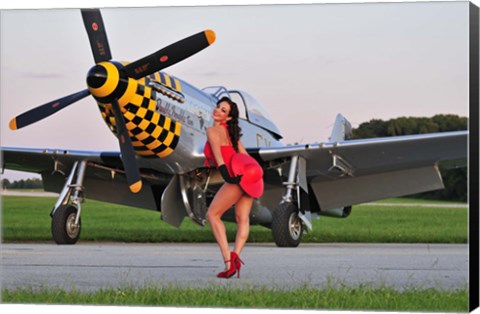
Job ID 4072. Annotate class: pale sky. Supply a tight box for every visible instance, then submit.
[0,1,471,180]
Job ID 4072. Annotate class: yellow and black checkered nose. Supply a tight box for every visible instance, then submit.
[87,61,181,158]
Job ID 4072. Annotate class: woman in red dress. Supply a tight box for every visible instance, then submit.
[204,97,254,279]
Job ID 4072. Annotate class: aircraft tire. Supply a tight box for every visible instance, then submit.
[272,203,303,247]
[51,205,81,245]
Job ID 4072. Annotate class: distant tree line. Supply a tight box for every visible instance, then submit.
[351,114,467,202]
[1,178,43,190]
[351,114,467,139]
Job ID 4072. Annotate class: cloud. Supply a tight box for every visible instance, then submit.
[21,71,65,79]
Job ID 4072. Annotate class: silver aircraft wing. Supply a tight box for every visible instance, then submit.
[252,131,468,211]
[1,147,169,211]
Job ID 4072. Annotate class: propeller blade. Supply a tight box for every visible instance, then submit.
[81,9,112,63]
[9,89,91,130]
[125,30,216,79]
[110,100,143,193]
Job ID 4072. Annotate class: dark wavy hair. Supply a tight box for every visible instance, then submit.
[218,97,242,152]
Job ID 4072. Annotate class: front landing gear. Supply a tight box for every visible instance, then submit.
[51,205,81,244]
[50,161,87,245]
[272,202,303,247]
[271,155,310,247]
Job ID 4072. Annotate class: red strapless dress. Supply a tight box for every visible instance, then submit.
[204,143,236,176]
[204,123,236,176]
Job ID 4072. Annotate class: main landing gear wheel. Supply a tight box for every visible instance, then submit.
[272,203,303,247]
[51,205,81,245]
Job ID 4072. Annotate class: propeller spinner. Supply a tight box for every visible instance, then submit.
[9,9,216,193]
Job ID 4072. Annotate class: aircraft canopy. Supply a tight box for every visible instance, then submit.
[202,86,282,139]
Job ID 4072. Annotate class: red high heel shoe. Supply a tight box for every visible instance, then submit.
[231,252,244,278]
[216,259,237,279]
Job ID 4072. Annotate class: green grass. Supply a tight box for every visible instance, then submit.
[2,285,469,312]
[379,197,467,205]
[0,195,470,312]
[0,195,468,243]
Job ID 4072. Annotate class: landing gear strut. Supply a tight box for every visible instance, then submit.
[50,161,87,244]
[272,155,310,247]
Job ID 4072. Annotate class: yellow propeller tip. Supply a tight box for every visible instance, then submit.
[129,181,142,193]
[205,30,216,45]
[9,119,17,130]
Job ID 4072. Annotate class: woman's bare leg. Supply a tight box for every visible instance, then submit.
[233,195,254,255]
[206,183,243,269]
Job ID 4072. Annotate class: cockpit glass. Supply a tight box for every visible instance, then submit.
[201,86,230,100]
[202,86,282,138]
[234,90,274,122]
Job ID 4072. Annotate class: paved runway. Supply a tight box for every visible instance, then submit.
[1,242,469,292]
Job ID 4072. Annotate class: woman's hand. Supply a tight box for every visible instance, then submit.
[218,165,242,184]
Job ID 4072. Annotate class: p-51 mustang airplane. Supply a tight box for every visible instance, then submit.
[1,9,467,247]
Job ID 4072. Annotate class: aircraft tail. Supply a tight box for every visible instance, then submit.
[329,114,352,142]
[320,114,354,219]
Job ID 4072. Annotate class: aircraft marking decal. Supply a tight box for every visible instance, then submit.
[158,72,182,93]
[99,78,181,158]
[146,72,185,103]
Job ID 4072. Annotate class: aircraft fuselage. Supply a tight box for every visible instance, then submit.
[86,61,282,175]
